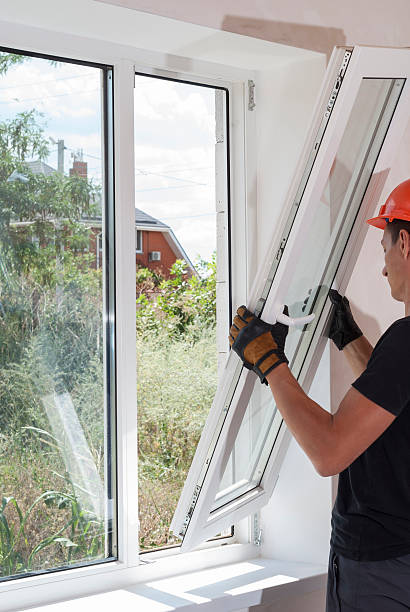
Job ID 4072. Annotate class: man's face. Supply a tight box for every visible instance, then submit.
[381,227,406,301]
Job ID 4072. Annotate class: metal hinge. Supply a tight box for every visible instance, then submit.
[179,484,201,537]
[276,236,287,262]
[248,80,256,111]
[325,50,352,118]
[253,513,262,546]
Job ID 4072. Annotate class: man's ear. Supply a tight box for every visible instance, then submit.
[399,229,410,259]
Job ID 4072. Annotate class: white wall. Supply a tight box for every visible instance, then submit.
[260,345,332,564]
[97,0,410,57]
[253,57,326,272]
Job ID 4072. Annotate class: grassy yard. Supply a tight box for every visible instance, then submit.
[0,324,217,575]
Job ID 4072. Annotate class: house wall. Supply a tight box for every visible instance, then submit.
[136,230,178,277]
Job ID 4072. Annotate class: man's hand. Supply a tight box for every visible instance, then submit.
[229,306,289,383]
[328,289,363,351]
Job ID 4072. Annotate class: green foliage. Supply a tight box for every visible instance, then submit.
[135,257,218,549]
[137,326,217,477]
[137,326,217,550]
[0,54,108,576]
[0,484,104,578]
[0,109,100,283]
[0,110,49,181]
[136,255,216,338]
[0,53,27,76]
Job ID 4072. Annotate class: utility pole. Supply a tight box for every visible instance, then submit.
[57,139,65,174]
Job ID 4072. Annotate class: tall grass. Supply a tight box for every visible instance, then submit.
[137,325,217,549]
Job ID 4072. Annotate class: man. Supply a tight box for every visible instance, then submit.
[229,179,410,611]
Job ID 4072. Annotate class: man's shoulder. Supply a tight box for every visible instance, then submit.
[380,316,410,340]
[371,316,410,358]
[389,315,410,329]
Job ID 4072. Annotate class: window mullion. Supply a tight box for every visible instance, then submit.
[112,59,139,567]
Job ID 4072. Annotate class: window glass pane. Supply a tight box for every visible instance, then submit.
[213,77,404,511]
[134,75,229,550]
[0,50,116,580]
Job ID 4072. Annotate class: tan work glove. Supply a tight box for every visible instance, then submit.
[229,305,289,384]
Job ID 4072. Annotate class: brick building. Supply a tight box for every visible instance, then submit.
[134,208,195,278]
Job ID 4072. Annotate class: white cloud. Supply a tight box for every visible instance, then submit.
[1,59,224,261]
[0,58,100,121]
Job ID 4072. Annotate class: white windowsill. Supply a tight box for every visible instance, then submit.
[27,558,327,612]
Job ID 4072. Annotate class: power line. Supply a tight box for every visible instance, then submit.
[158,212,216,220]
[135,183,208,193]
[137,165,212,174]
[0,88,99,104]
[136,168,206,186]
[0,72,96,91]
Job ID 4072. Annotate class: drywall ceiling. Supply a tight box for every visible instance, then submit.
[95,0,410,58]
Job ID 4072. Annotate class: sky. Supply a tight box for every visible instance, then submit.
[0,55,221,264]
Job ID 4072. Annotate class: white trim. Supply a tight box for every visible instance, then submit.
[22,556,326,612]
[3,545,257,612]
[112,59,139,568]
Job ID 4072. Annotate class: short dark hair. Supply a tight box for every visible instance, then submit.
[385,219,410,244]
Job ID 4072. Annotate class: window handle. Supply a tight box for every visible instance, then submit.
[263,302,315,327]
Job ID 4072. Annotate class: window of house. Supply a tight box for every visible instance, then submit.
[0,48,116,581]
[136,229,142,253]
[133,73,230,552]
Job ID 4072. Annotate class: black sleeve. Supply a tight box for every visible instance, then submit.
[352,319,410,417]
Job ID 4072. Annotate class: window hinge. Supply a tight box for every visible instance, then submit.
[180,484,201,537]
[248,80,256,111]
[253,512,262,546]
[276,236,287,262]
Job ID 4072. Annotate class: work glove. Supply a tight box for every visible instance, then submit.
[229,305,289,384]
[328,289,363,350]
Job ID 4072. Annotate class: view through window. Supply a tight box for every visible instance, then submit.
[0,50,116,580]
[134,74,229,551]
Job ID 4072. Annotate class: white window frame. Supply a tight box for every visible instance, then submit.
[171,45,410,552]
[135,229,142,253]
[0,10,254,611]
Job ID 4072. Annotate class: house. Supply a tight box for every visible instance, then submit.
[1,2,409,612]
[134,208,196,278]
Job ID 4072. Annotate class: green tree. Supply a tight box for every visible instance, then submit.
[136,256,216,338]
[0,53,28,76]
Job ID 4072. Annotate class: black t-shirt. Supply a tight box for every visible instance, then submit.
[331,316,410,561]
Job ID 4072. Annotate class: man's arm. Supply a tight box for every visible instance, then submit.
[266,364,395,476]
[229,303,393,478]
[342,334,373,378]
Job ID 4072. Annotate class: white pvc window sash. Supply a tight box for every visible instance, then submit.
[171,45,410,552]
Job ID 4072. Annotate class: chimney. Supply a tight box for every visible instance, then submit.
[69,149,88,178]
[70,160,88,178]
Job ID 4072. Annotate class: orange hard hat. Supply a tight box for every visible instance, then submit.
[367,179,410,229]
